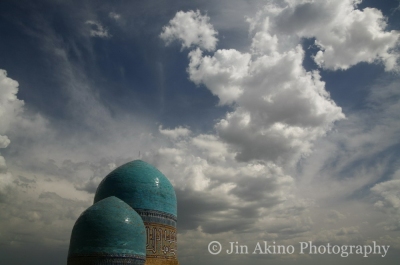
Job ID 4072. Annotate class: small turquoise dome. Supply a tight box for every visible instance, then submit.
[68,196,146,262]
[94,160,177,217]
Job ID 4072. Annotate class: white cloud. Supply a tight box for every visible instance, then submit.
[371,170,400,232]
[159,125,191,139]
[188,44,344,164]
[160,4,350,166]
[191,134,231,163]
[143,130,299,235]
[188,48,250,105]
[0,69,25,194]
[155,5,352,241]
[248,0,400,71]
[372,177,400,210]
[85,20,111,38]
[160,10,218,51]
[166,0,398,168]
[0,69,24,134]
[311,5,400,71]
[155,5,400,256]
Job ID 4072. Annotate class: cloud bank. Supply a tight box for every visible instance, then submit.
[165,9,346,165]
[156,4,400,263]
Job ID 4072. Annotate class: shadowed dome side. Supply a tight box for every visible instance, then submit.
[93,160,177,217]
[68,196,146,264]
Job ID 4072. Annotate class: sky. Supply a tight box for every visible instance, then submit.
[1,0,400,264]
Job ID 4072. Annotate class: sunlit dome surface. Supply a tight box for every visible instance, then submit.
[94,160,177,217]
[68,196,146,259]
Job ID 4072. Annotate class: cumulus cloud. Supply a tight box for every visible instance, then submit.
[143,129,299,235]
[188,44,344,164]
[85,20,111,38]
[160,10,218,51]
[248,0,400,71]
[156,6,353,242]
[160,2,346,165]
[156,5,400,253]
[0,70,25,194]
[0,69,25,133]
[165,0,398,168]
[188,48,250,105]
[220,60,343,163]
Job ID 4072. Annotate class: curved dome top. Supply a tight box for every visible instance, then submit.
[68,196,146,257]
[94,160,177,217]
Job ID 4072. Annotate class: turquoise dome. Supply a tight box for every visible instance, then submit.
[68,196,146,261]
[94,160,177,217]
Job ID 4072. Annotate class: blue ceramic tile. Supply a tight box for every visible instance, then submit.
[94,160,177,217]
[68,196,146,259]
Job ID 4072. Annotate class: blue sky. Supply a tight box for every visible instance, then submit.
[1,0,400,264]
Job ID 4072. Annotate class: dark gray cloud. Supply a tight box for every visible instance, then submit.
[177,188,232,231]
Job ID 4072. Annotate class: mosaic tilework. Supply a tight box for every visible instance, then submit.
[134,208,179,264]
[136,209,177,228]
[145,258,179,265]
[68,196,147,261]
[94,160,177,217]
[145,222,177,259]
[68,253,145,265]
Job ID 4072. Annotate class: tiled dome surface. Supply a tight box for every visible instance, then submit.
[94,160,177,217]
[68,196,146,258]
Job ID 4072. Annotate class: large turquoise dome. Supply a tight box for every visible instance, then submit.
[94,160,177,217]
[68,196,146,264]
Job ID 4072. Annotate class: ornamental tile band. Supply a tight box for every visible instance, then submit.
[68,253,146,265]
[136,209,177,227]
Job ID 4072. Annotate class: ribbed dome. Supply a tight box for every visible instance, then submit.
[68,196,146,264]
[94,160,177,217]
